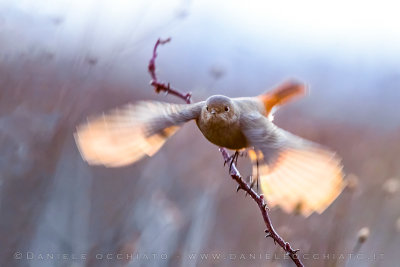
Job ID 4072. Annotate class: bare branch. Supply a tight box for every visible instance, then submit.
[148,38,192,104]
[147,38,304,267]
[219,148,303,266]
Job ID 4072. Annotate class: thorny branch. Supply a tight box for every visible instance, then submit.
[147,38,304,267]
[148,38,192,104]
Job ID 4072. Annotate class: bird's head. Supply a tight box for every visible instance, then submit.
[202,95,237,123]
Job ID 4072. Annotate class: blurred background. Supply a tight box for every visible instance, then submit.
[0,0,399,266]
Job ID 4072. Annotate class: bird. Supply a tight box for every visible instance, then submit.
[74,80,345,217]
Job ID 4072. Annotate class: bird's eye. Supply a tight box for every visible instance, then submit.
[224,106,229,112]
[206,106,209,111]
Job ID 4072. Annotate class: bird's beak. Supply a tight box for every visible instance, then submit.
[210,109,216,115]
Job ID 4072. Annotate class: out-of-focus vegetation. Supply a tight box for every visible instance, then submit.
[1,1,399,266]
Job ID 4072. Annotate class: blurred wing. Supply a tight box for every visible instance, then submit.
[74,101,203,167]
[243,114,345,217]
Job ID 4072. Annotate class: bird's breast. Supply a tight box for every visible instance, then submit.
[196,117,248,150]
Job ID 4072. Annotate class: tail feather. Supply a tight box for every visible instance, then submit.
[258,80,307,115]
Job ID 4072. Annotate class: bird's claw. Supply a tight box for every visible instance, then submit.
[224,151,240,172]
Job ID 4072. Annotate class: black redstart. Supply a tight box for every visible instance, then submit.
[75,81,344,216]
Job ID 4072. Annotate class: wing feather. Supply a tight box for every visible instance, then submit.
[244,114,345,216]
[74,101,203,167]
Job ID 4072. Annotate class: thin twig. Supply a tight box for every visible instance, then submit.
[219,148,303,266]
[147,38,304,267]
[148,38,192,104]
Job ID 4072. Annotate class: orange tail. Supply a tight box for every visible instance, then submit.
[258,80,307,115]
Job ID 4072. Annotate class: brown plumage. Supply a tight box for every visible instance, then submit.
[74,80,345,216]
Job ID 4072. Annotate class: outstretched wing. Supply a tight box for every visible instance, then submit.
[242,113,345,217]
[75,101,203,167]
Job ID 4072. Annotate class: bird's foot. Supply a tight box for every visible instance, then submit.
[224,151,240,172]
